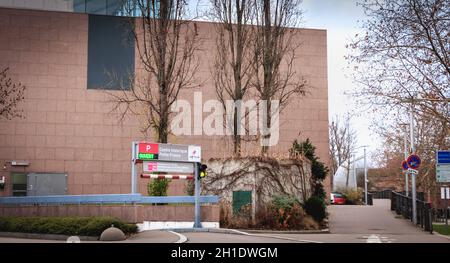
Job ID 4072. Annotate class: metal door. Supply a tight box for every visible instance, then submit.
[232,190,252,215]
[27,173,67,196]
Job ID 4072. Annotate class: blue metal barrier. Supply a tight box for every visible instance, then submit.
[0,194,219,205]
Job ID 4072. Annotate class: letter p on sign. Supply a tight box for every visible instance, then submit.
[139,143,159,154]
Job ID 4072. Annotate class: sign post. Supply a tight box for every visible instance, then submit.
[402,160,409,196]
[407,154,421,225]
[132,142,203,228]
[131,142,138,194]
[437,150,450,229]
[194,162,201,228]
[441,186,449,227]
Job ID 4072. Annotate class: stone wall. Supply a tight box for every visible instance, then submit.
[202,157,312,219]
[0,204,219,223]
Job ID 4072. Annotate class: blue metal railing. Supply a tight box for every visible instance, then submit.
[0,194,219,206]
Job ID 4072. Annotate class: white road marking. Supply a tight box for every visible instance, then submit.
[225,229,323,243]
[366,234,382,243]
[168,230,188,243]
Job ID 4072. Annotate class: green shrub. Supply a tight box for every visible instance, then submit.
[290,139,329,202]
[272,194,300,211]
[0,216,138,237]
[254,202,319,230]
[147,178,171,196]
[303,196,327,223]
[185,180,195,196]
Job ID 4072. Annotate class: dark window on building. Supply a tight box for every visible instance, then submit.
[87,14,135,90]
[75,0,132,16]
[12,173,27,197]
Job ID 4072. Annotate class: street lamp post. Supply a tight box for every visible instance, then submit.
[364,146,368,205]
[351,145,369,205]
[400,123,409,197]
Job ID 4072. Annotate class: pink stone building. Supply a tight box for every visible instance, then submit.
[0,4,329,198]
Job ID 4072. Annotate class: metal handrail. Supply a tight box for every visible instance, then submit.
[0,194,219,205]
[391,191,433,233]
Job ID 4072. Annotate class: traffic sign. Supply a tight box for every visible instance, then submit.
[402,160,408,171]
[136,142,201,162]
[437,151,450,164]
[437,151,450,183]
[143,161,194,174]
[407,154,421,170]
[408,168,418,175]
[137,142,159,160]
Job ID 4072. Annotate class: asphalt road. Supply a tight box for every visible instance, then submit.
[184,199,450,243]
[1,199,449,243]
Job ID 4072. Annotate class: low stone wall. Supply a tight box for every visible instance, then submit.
[0,204,219,224]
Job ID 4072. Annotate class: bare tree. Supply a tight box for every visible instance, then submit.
[0,67,25,120]
[329,115,357,184]
[347,0,449,202]
[210,0,255,156]
[251,0,307,154]
[371,108,449,204]
[110,0,200,143]
[348,0,450,124]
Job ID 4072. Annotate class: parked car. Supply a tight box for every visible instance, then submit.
[330,192,346,205]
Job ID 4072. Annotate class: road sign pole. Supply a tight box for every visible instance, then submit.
[445,187,448,228]
[131,141,137,194]
[364,147,368,205]
[194,162,202,228]
[410,102,417,225]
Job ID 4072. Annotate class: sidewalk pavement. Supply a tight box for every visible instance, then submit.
[0,230,181,243]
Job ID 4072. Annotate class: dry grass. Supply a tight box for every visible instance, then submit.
[220,202,319,230]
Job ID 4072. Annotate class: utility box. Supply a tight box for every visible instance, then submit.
[27,173,67,196]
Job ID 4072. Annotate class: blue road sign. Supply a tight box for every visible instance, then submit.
[437,150,450,183]
[407,154,421,170]
[437,151,450,164]
[402,160,408,170]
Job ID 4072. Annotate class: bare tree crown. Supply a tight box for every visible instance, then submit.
[0,67,26,120]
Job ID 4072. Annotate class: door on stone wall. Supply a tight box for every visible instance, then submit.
[27,173,67,196]
[232,190,252,215]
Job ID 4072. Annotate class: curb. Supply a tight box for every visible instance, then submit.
[243,229,330,234]
[166,228,329,234]
[0,232,98,241]
[167,228,243,234]
[432,231,450,240]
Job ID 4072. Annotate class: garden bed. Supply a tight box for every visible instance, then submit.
[0,216,138,237]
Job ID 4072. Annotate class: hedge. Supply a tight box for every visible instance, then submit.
[0,216,138,237]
